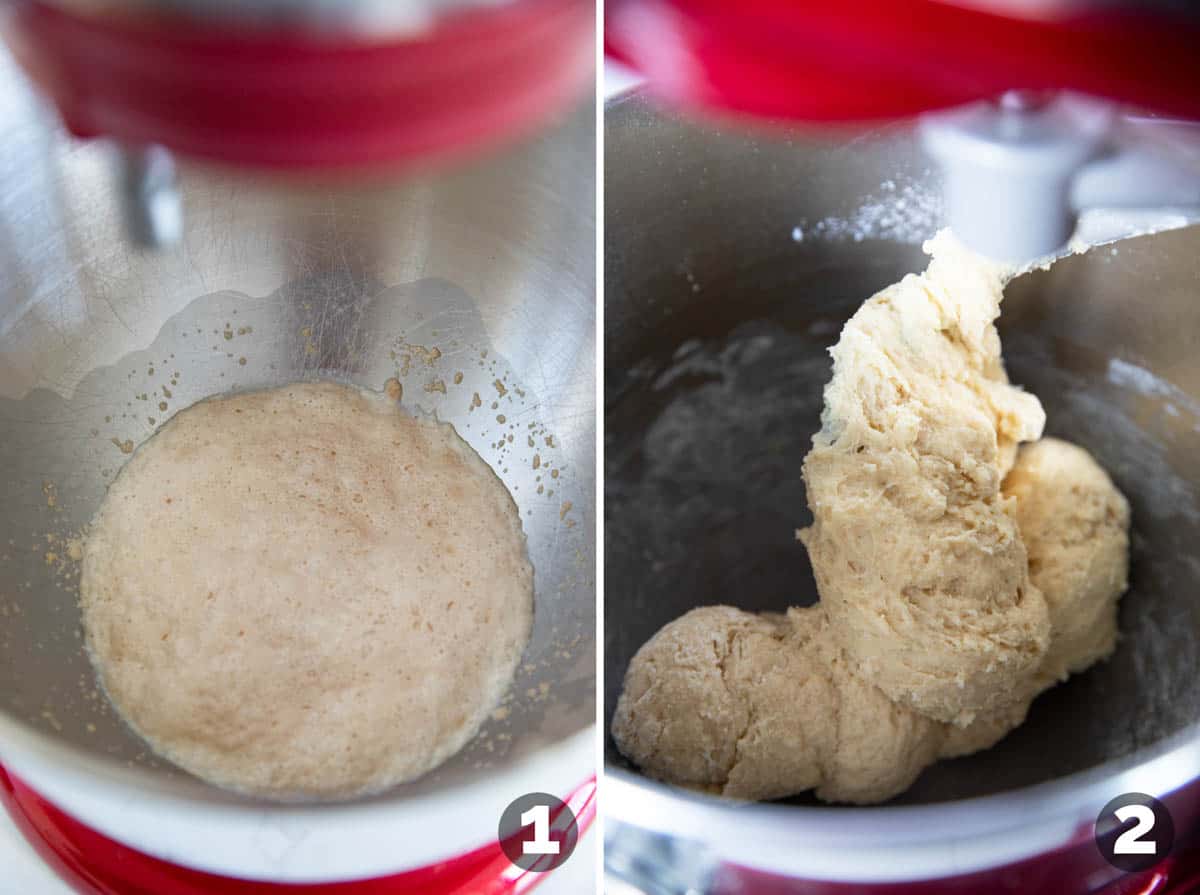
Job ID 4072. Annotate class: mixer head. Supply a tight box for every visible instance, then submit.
[606,0,1200,262]
[3,0,594,245]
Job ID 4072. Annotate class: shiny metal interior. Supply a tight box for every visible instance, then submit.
[605,93,1200,805]
[0,51,595,802]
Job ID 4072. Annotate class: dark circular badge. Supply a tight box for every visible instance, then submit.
[1095,792,1174,873]
[498,791,579,872]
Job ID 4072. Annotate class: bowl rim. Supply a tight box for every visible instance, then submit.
[605,716,1200,881]
[0,709,595,882]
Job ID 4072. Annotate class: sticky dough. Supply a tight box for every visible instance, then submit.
[612,234,1131,803]
[82,382,533,801]
[800,232,1050,724]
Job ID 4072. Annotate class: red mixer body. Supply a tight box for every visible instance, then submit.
[4,0,593,172]
[711,854,1200,895]
[0,765,597,895]
[606,0,1200,124]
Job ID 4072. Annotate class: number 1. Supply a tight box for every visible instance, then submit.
[521,804,560,855]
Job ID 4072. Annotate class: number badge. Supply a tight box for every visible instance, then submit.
[498,792,580,872]
[1095,792,1175,873]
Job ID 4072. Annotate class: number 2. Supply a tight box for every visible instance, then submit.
[1114,804,1157,855]
[521,804,561,855]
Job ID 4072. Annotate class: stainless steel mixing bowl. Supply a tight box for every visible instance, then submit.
[605,93,1200,892]
[0,48,594,882]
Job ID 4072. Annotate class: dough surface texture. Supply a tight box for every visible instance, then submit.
[612,605,943,804]
[1003,437,1130,684]
[799,232,1049,724]
[613,439,1130,803]
[612,235,1131,803]
[82,382,533,800]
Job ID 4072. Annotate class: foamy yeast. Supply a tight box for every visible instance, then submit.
[81,382,533,800]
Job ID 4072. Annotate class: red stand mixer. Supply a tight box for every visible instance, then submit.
[0,1,596,892]
[607,0,1200,263]
[604,1,1200,893]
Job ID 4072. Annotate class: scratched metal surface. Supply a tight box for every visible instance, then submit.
[0,48,595,801]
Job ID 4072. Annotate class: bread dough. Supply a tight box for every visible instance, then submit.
[799,232,1050,724]
[1004,437,1131,683]
[612,439,1129,803]
[611,605,941,804]
[81,382,533,801]
[612,234,1131,803]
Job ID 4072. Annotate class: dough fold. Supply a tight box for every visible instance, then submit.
[799,232,1049,724]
